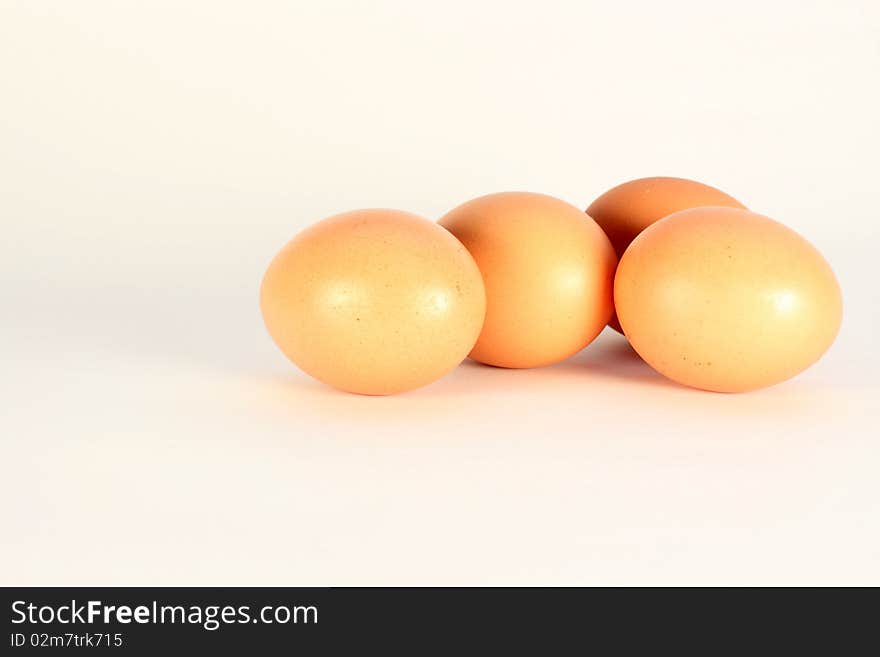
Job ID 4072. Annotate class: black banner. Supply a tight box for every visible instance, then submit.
[1,587,873,653]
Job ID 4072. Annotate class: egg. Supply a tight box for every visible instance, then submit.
[260,209,486,395]
[614,207,842,392]
[587,176,746,331]
[439,192,617,368]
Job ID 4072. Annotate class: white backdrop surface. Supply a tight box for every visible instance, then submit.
[1,1,878,585]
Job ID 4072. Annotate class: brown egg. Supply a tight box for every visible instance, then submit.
[439,192,617,368]
[614,207,842,392]
[587,176,746,331]
[260,209,486,395]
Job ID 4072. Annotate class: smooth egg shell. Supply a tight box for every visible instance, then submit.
[588,176,745,332]
[440,192,617,368]
[260,209,486,395]
[614,207,842,392]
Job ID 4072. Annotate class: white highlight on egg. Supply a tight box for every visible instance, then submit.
[770,290,798,315]
[421,289,452,316]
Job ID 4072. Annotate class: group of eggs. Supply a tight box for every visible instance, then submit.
[260,177,842,395]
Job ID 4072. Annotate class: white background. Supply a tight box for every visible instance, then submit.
[1,1,878,585]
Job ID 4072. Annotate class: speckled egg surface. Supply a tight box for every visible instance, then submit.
[260,209,486,395]
[614,207,842,392]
